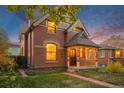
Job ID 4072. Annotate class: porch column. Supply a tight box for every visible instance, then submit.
[67,56,70,68]
[76,48,80,68]
[96,61,98,67]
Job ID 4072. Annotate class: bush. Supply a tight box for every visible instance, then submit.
[120,68,124,73]
[0,55,15,72]
[106,61,123,73]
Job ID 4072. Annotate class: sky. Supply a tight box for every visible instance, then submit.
[0,5,124,44]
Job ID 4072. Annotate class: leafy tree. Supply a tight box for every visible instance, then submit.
[0,28,15,72]
[6,5,81,24]
[0,27,8,55]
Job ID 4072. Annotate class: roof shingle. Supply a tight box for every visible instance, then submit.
[65,32,99,47]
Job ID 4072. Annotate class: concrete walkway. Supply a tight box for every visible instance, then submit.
[63,71,123,88]
[18,69,28,77]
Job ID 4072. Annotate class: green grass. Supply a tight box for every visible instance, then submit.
[0,71,105,88]
[77,68,124,87]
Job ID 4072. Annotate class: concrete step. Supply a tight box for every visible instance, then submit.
[67,68,76,72]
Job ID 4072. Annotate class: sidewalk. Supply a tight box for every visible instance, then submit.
[18,69,28,77]
[63,71,123,88]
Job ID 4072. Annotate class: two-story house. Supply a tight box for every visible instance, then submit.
[19,14,99,70]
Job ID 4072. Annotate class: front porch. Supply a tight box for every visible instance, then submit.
[67,46,98,70]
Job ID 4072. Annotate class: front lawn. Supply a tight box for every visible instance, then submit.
[0,71,105,88]
[77,68,124,87]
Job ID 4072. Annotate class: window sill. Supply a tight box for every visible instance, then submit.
[46,61,58,63]
[47,32,56,34]
[100,56,105,58]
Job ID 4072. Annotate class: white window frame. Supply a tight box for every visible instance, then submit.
[100,50,105,58]
[109,50,113,58]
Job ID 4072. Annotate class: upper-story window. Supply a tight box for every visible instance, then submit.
[47,21,56,33]
[73,27,79,32]
[73,26,83,32]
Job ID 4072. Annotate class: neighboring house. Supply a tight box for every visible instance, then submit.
[19,14,99,69]
[98,44,124,66]
[8,42,20,56]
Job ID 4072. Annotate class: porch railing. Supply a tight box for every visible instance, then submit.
[80,59,96,67]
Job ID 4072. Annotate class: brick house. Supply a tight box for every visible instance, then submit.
[19,14,99,70]
[98,44,124,66]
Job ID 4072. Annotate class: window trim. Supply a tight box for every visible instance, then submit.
[100,50,105,58]
[88,48,93,60]
[109,50,113,58]
[46,43,57,62]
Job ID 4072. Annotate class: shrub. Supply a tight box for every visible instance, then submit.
[120,68,124,73]
[106,61,123,73]
[0,55,15,72]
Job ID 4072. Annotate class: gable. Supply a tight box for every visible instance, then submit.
[20,14,90,39]
[67,19,89,36]
[32,14,89,35]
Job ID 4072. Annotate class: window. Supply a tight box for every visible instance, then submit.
[46,44,56,61]
[100,50,105,58]
[73,27,81,32]
[20,47,24,56]
[73,27,78,31]
[115,50,121,58]
[47,21,55,33]
[80,48,85,58]
[88,48,93,59]
[108,50,113,58]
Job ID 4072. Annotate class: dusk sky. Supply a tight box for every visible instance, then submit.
[0,5,124,44]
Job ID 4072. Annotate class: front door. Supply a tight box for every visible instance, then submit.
[70,49,76,66]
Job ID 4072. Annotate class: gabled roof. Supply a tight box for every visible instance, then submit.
[67,19,89,36]
[33,14,73,31]
[30,14,89,36]
[33,14,49,26]
[19,14,89,38]
[65,32,99,47]
[99,44,119,50]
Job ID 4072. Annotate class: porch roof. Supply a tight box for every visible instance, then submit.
[99,44,119,50]
[65,32,100,48]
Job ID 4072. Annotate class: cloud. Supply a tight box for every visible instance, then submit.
[89,20,124,44]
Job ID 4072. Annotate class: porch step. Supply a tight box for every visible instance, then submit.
[67,68,78,72]
[67,69,75,72]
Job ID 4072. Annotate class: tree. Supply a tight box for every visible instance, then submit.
[0,28,15,72]
[6,5,81,24]
[0,27,8,55]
